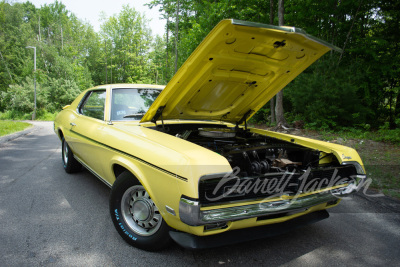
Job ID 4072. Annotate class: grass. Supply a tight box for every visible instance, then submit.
[356,143,400,199]
[311,128,400,145]
[0,110,58,121]
[0,121,32,137]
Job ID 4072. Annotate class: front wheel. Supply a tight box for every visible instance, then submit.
[109,171,171,251]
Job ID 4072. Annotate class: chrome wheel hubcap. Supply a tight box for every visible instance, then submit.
[121,185,162,236]
[63,141,68,164]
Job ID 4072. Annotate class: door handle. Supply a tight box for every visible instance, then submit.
[70,122,76,126]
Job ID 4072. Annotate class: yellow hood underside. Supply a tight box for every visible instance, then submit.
[141,19,340,125]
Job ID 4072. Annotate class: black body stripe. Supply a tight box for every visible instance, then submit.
[70,129,188,182]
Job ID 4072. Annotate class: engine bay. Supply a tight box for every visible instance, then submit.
[154,124,340,177]
[151,123,358,204]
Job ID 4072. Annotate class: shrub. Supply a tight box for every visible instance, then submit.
[1,77,81,114]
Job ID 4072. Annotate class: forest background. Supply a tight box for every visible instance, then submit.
[0,0,399,137]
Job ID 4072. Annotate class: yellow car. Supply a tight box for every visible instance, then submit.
[54,19,366,251]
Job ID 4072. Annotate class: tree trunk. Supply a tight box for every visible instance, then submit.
[0,51,13,82]
[61,26,63,50]
[174,0,179,74]
[395,90,400,124]
[166,1,170,81]
[105,40,107,84]
[275,91,286,126]
[269,0,276,125]
[389,79,397,129]
[338,0,363,65]
[166,17,169,80]
[278,0,284,25]
[329,0,339,57]
[270,0,274,25]
[270,96,276,125]
[275,0,288,127]
[38,15,41,41]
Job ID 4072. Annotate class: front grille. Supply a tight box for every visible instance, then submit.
[199,165,357,205]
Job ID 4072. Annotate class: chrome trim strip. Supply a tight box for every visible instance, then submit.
[73,155,112,188]
[200,192,336,224]
[179,182,358,226]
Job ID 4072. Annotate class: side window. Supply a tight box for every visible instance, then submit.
[80,90,106,120]
[111,88,161,121]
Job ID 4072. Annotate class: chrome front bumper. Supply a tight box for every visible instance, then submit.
[179,181,362,226]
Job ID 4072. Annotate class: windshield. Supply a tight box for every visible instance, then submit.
[111,88,161,121]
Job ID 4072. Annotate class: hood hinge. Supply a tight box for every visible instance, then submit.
[152,105,166,131]
[151,105,166,124]
[237,109,254,131]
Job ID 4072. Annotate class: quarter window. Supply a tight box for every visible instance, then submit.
[80,90,106,120]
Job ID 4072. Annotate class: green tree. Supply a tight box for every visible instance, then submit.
[100,5,153,84]
[148,35,167,84]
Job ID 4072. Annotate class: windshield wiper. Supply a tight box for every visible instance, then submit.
[123,113,145,118]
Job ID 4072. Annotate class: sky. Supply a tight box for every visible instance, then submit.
[14,0,166,37]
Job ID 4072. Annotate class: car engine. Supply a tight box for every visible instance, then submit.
[162,124,324,175]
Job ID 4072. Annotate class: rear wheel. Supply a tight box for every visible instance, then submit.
[110,171,170,251]
[62,137,82,173]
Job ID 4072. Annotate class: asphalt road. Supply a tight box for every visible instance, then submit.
[1,121,399,266]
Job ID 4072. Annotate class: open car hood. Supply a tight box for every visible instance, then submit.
[141,19,341,125]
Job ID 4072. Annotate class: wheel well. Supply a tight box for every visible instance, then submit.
[58,129,64,141]
[112,164,143,186]
[113,164,128,180]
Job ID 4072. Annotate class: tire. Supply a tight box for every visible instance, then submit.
[62,137,82,173]
[110,171,171,251]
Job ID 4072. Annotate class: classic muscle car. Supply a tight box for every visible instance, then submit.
[54,19,366,251]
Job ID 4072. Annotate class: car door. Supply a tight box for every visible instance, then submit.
[68,89,108,177]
